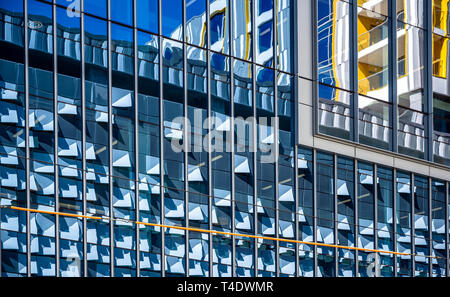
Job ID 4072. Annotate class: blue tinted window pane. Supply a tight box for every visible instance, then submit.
[56,6,81,64]
[162,0,182,39]
[28,0,52,22]
[210,0,229,54]
[111,0,133,26]
[258,0,272,14]
[258,21,272,53]
[233,0,252,60]
[187,0,206,21]
[317,0,350,87]
[57,6,80,31]
[276,0,294,72]
[111,24,134,73]
[55,0,79,10]
[210,12,224,45]
[84,14,107,37]
[111,23,134,45]
[186,0,207,46]
[256,0,273,66]
[84,0,107,19]
[28,0,53,57]
[137,0,158,33]
[0,1,23,12]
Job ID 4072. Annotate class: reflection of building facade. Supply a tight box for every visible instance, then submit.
[318,0,450,165]
[0,0,448,278]
[315,0,450,277]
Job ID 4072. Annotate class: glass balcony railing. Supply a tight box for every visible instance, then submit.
[358,11,407,52]
[359,67,388,94]
[358,21,389,51]
[397,11,405,28]
[358,59,406,94]
[397,58,406,77]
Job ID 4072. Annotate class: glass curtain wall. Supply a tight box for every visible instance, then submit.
[316,0,450,166]
[0,0,27,277]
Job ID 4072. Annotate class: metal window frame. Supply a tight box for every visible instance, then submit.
[411,172,415,276]
[24,0,31,278]
[4,0,449,279]
[374,163,378,276]
[393,168,398,277]
[354,158,359,276]
[182,0,189,277]
[389,0,398,153]
[273,0,280,278]
[312,148,317,276]
[229,0,237,278]
[206,0,213,278]
[81,0,88,278]
[333,154,338,274]
[158,0,165,277]
[107,0,114,277]
[446,181,449,277]
[350,0,358,142]
[51,0,60,277]
[133,0,140,277]
[425,0,433,162]
[252,0,258,278]
[428,176,433,276]
[294,145,299,276]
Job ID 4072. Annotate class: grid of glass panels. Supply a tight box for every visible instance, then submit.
[316,0,450,167]
[0,0,295,277]
[432,0,450,166]
[0,0,448,278]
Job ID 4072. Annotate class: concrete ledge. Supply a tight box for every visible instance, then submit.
[298,134,449,181]
[355,147,394,168]
[298,104,314,147]
[429,166,450,181]
[314,137,355,158]
[393,157,430,177]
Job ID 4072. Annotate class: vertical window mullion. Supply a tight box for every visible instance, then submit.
[133,0,140,278]
[294,145,299,276]
[252,0,258,277]
[206,0,213,278]
[351,0,358,142]
[389,0,398,153]
[107,0,114,277]
[333,154,338,274]
[158,0,165,277]
[446,181,449,277]
[182,0,189,278]
[52,0,60,277]
[80,0,87,278]
[425,1,433,162]
[273,0,280,279]
[374,163,378,276]
[428,177,432,276]
[354,159,359,276]
[411,173,415,275]
[24,0,31,277]
[229,0,236,278]
[392,168,397,277]
[312,149,317,276]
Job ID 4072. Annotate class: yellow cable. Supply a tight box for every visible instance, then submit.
[2,205,425,258]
